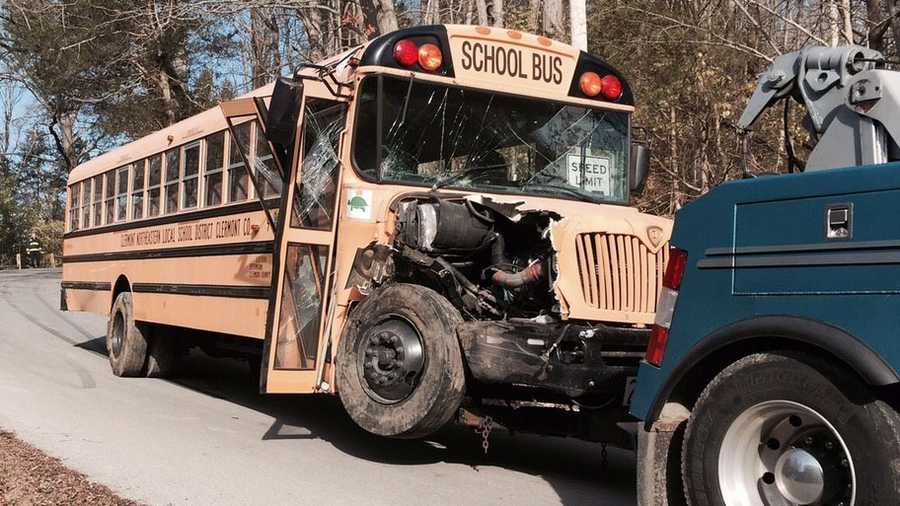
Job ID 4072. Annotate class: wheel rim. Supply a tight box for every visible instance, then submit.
[718,400,855,506]
[111,310,125,358]
[357,317,425,404]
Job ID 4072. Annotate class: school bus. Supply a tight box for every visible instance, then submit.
[62,25,672,443]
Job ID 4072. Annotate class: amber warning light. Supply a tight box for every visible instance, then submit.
[393,39,444,72]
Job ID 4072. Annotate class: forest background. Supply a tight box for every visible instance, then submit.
[0,0,895,264]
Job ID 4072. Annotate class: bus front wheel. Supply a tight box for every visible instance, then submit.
[681,352,900,506]
[336,283,465,439]
[106,292,148,377]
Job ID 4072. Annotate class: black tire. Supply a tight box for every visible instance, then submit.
[145,325,180,378]
[682,352,900,506]
[106,292,148,377]
[336,283,465,438]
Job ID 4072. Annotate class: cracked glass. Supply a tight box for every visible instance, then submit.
[290,100,347,230]
[353,76,629,204]
[274,243,329,370]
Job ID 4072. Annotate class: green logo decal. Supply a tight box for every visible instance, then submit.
[348,195,367,212]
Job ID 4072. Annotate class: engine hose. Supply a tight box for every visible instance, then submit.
[491,262,544,289]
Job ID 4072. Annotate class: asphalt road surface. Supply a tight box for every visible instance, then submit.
[0,269,637,505]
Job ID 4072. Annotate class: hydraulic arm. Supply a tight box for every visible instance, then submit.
[738,46,900,171]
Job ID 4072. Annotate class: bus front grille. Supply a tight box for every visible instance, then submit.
[574,233,669,314]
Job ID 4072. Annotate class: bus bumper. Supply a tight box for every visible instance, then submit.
[456,320,648,398]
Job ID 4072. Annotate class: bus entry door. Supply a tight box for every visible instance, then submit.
[222,93,347,394]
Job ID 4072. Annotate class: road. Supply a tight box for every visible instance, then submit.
[0,269,637,505]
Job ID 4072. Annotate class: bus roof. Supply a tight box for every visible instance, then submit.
[70,25,632,185]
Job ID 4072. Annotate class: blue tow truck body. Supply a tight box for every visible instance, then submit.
[630,162,900,425]
[628,44,900,505]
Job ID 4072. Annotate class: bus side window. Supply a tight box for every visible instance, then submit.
[116,165,129,222]
[132,160,146,220]
[229,122,251,203]
[182,142,200,209]
[291,100,347,230]
[92,175,102,226]
[104,170,115,225]
[81,180,91,228]
[148,154,162,217]
[68,185,79,231]
[165,148,180,214]
[205,132,225,207]
[255,122,282,199]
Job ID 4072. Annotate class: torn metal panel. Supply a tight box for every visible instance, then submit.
[457,319,648,398]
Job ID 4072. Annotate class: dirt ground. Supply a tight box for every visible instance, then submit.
[0,431,138,506]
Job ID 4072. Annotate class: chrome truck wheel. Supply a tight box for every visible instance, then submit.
[719,400,853,505]
[682,352,900,506]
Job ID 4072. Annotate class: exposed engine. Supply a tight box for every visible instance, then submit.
[344,193,650,443]
[393,196,556,319]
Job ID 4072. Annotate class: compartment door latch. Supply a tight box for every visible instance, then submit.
[825,204,852,240]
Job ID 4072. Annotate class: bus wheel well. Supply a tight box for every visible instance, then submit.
[667,337,879,414]
[111,275,131,307]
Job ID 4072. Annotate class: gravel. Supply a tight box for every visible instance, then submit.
[0,431,139,506]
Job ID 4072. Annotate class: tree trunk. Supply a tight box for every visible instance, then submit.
[866,0,884,51]
[542,0,566,40]
[157,67,177,126]
[492,0,504,27]
[425,0,440,24]
[827,0,840,46]
[889,0,900,53]
[475,0,489,25]
[840,0,853,43]
[529,0,542,34]
[361,0,399,36]
[250,8,282,89]
[299,7,326,61]
[569,0,587,49]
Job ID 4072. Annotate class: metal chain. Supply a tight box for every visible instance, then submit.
[601,442,609,469]
[476,416,493,455]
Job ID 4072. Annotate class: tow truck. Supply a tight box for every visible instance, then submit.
[631,46,900,505]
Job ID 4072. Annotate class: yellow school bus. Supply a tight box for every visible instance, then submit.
[62,25,672,443]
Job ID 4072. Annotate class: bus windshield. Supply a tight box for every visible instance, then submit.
[353,75,630,204]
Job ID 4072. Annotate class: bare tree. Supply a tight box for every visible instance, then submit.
[543,0,566,40]
[250,7,282,88]
[570,0,587,49]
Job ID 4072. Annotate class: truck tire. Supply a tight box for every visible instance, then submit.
[145,325,180,378]
[106,292,148,377]
[336,283,465,438]
[682,352,900,506]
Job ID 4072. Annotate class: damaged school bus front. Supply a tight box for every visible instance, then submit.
[264,25,672,443]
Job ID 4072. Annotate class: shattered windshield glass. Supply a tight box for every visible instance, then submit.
[353,75,629,204]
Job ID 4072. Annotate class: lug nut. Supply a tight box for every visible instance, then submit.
[825,441,834,450]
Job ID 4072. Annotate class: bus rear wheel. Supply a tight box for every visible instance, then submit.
[106,292,148,377]
[336,283,465,439]
[682,352,900,506]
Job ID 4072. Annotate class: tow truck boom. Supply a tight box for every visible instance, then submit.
[738,45,900,171]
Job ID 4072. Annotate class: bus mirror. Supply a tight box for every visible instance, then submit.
[266,76,303,146]
[630,142,650,193]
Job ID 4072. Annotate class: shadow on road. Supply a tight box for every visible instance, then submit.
[75,335,636,504]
